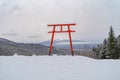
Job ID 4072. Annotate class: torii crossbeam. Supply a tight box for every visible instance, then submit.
[48,23,76,56]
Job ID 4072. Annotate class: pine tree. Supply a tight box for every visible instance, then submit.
[100,39,107,59]
[92,26,120,59]
[107,26,118,59]
[92,45,101,59]
[117,35,120,58]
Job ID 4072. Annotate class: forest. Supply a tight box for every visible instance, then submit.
[93,26,120,59]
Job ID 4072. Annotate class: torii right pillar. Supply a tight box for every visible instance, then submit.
[48,23,76,56]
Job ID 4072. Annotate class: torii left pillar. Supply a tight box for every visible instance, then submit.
[48,23,76,56]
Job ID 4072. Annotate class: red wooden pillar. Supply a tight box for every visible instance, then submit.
[68,25,74,56]
[49,26,56,55]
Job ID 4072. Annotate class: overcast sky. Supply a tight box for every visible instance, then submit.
[0,0,120,43]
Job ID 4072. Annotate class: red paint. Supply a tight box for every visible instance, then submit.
[48,23,76,26]
[48,23,76,56]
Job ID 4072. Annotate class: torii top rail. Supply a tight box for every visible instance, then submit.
[48,23,76,56]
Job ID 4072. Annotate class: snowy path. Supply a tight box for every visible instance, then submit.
[0,56,120,80]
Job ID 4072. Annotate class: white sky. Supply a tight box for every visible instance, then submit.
[0,0,120,43]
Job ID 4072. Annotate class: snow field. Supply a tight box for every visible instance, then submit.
[0,56,120,80]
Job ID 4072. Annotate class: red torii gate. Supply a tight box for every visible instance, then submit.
[48,23,76,56]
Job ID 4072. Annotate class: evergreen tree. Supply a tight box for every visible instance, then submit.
[117,35,120,58]
[92,26,119,59]
[92,44,101,59]
[99,39,107,59]
[107,26,118,59]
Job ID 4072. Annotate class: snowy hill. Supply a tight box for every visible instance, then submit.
[0,56,120,80]
[0,38,49,56]
[0,38,92,56]
[0,38,98,58]
[0,38,15,44]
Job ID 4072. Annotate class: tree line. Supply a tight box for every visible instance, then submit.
[93,26,120,59]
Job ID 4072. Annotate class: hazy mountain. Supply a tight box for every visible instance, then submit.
[0,38,97,58]
[0,38,15,44]
[0,38,80,56]
[40,39,84,46]
[40,39,100,51]
[0,38,49,56]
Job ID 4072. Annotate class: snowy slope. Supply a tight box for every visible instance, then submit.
[0,56,120,80]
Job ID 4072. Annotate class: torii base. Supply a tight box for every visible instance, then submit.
[49,51,52,56]
[71,51,74,56]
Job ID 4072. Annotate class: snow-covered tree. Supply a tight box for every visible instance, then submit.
[92,26,119,59]
[117,35,120,58]
[99,39,108,59]
[107,26,118,59]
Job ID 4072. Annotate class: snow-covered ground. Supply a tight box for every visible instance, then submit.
[0,55,120,80]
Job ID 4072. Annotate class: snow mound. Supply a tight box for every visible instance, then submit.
[0,56,120,80]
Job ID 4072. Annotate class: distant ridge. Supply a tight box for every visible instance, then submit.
[40,39,84,46]
[0,38,80,56]
[0,38,49,56]
[40,39,100,51]
[0,38,97,58]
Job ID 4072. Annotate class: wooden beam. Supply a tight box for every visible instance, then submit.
[48,30,75,33]
[47,23,76,27]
